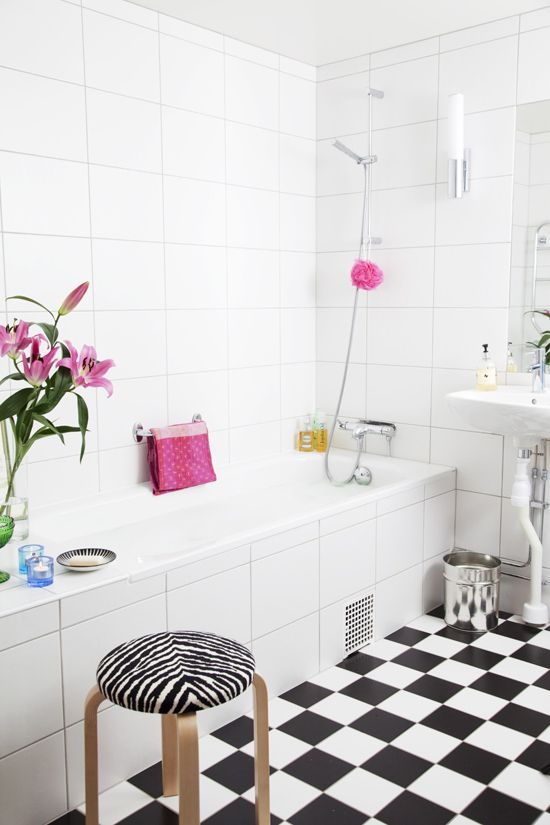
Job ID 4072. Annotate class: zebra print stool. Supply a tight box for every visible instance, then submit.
[83,631,270,825]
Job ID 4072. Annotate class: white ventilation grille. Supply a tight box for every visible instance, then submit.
[344,591,375,654]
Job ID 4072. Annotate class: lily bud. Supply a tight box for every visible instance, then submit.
[58,281,89,316]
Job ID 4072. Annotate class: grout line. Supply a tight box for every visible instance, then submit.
[156,15,170,428]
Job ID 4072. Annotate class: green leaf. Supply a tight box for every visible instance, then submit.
[0,387,35,422]
[76,394,89,462]
[6,295,56,320]
[33,368,72,415]
[36,322,59,346]
[0,373,26,387]
[16,409,33,444]
[32,413,66,444]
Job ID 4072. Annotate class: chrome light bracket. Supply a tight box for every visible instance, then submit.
[448,148,471,198]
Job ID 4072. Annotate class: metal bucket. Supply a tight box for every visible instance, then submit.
[443,550,501,633]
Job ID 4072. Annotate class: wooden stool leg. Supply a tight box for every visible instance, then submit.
[84,686,105,825]
[176,713,200,825]
[253,672,270,825]
[161,715,178,796]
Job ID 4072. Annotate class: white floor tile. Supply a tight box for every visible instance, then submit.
[489,656,547,685]
[413,634,466,659]
[251,771,318,820]
[364,639,409,661]
[367,662,421,689]
[378,690,440,723]
[317,727,385,765]
[465,721,535,760]
[78,782,151,825]
[159,775,237,819]
[242,729,310,769]
[470,633,525,656]
[429,659,486,686]
[527,632,550,651]
[309,693,368,725]
[407,615,446,634]
[198,735,237,771]
[490,761,550,810]
[265,697,304,728]
[444,687,508,719]
[392,724,459,762]
[512,685,550,716]
[409,764,485,812]
[328,767,402,816]
[309,668,362,692]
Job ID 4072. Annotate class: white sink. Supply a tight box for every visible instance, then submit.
[447,387,550,440]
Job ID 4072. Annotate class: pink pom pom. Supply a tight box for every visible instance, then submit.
[351,259,384,291]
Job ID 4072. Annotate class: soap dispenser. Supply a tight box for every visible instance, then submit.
[476,344,497,391]
[507,341,518,373]
[298,416,314,452]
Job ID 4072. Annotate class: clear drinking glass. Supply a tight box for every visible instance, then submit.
[6,496,29,541]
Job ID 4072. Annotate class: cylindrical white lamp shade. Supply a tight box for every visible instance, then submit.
[448,93,464,160]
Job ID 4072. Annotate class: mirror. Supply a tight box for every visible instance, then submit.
[509,100,550,371]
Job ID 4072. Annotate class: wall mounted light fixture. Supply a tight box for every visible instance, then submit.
[448,93,471,198]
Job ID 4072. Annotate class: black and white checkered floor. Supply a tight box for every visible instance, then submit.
[53,608,550,825]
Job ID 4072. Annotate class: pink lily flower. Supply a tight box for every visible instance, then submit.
[21,338,59,387]
[58,341,115,397]
[0,320,33,359]
[58,281,89,316]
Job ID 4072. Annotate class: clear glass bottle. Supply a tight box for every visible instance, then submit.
[314,412,328,452]
[476,344,497,391]
[506,341,518,373]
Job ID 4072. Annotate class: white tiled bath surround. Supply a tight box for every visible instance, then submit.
[0,0,317,504]
[316,10,550,604]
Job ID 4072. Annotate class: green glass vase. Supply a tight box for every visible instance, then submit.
[0,516,15,584]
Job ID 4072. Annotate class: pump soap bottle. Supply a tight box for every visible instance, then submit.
[476,344,497,391]
[298,416,314,452]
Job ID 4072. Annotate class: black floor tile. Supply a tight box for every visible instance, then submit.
[470,672,526,701]
[350,708,413,742]
[392,648,444,673]
[48,813,85,825]
[491,703,550,737]
[451,645,504,671]
[203,797,281,825]
[535,670,550,691]
[512,643,550,669]
[338,651,386,675]
[422,705,483,739]
[362,745,432,787]
[463,788,541,825]
[290,794,367,825]
[517,739,550,771]
[377,790,454,825]
[386,626,430,647]
[435,625,478,644]
[405,674,462,703]
[491,621,543,643]
[281,681,333,709]
[212,715,254,748]
[203,751,256,794]
[282,748,354,790]
[428,604,445,619]
[117,803,178,825]
[439,742,509,784]
[128,762,163,798]
[278,710,341,746]
[340,676,398,705]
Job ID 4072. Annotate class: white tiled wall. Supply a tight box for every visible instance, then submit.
[315,12,550,596]
[0,0,316,505]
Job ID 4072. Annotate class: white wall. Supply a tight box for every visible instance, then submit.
[0,0,317,507]
[316,9,550,598]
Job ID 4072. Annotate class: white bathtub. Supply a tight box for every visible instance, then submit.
[0,448,456,824]
[2,449,454,597]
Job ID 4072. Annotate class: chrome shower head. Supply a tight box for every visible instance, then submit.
[332,140,364,164]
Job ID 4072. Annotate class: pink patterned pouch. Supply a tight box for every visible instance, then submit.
[146,421,217,495]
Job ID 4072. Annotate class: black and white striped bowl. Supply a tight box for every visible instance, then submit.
[56,548,116,572]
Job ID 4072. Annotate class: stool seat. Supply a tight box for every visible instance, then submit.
[96,630,255,714]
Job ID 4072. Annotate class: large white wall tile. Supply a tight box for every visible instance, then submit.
[282,309,316,363]
[0,153,89,236]
[165,244,226,309]
[367,248,434,308]
[317,308,366,363]
[455,490,501,555]
[93,239,165,310]
[317,71,370,139]
[436,177,514,246]
[431,428,503,496]
[367,365,431,426]
[424,492,456,560]
[160,35,224,115]
[436,108,516,182]
[281,252,316,307]
[83,9,160,102]
[227,187,279,249]
[229,366,280,427]
[438,36,518,113]
[377,501,424,582]
[433,308,508,370]
[95,309,166,379]
[0,68,87,162]
[0,0,84,82]
[84,0,158,29]
[168,371,228,431]
[253,613,319,698]
[228,309,280,368]
[280,135,316,196]
[375,565,423,639]
[226,122,279,190]
[373,185,436,249]
[164,177,226,245]
[320,520,376,606]
[434,244,511,308]
[371,56,438,129]
[0,733,67,825]
[367,308,433,368]
[97,376,167,450]
[160,14,223,49]
[316,362,367,419]
[518,27,550,104]
[228,249,279,308]
[373,122,437,189]
[225,56,279,130]
[280,194,316,252]
[166,309,227,373]
[89,165,163,241]
[87,89,162,173]
[280,74,316,139]
[281,363,316,418]
[230,421,281,462]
